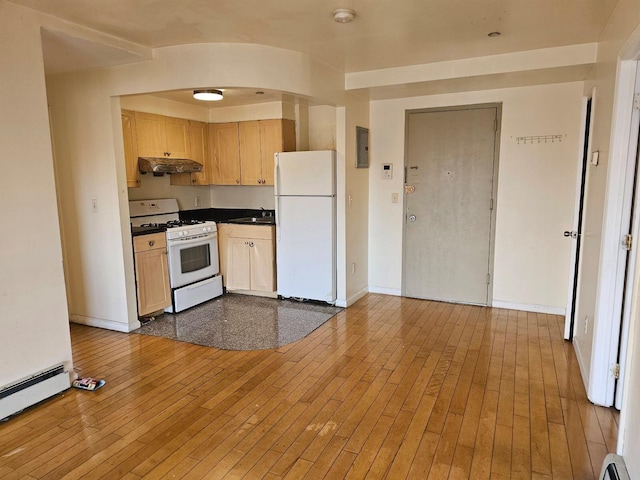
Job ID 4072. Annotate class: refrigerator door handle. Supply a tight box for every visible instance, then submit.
[276,195,281,242]
[274,154,280,197]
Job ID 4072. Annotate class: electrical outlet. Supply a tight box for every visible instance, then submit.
[91,199,98,213]
[584,315,589,334]
[195,196,201,207]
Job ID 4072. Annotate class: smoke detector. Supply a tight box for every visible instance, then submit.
[333,9,356,23]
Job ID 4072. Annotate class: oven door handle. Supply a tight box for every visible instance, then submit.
[167,234,216,247]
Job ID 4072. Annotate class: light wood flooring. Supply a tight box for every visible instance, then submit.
[0,294,619,479]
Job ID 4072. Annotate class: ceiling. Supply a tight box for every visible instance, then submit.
[10,0,620,107]
[11,0,619,75]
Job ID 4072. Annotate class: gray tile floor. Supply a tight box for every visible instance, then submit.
[134,293,342,351]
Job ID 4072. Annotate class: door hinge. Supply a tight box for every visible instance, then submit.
[486,273,491,285]
[613,363,621,379]
[490,198,494,210]
[623,234,633,251]
[494,119,498,132]
[634,93,640,110]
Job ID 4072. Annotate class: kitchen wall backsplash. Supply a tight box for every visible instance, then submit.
[211,185,275,210]
[127,173,276,211]
[127,173,212,211]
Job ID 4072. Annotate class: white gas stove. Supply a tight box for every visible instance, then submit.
[129,199,223,313]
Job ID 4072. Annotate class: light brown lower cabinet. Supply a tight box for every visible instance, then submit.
[133,233,172,316]
[217,224,276,296]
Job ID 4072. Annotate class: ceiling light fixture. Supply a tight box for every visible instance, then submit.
[488,31,501,37]
[193,89,223,101]
[333,8,356,23]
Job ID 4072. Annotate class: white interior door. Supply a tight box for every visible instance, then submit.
[564,97,593,340]
[403,105,499,305]
[615,121,640,409]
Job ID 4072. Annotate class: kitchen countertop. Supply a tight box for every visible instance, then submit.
[131,225,166,237]
[219,216,275,225]
[180,208,275,223]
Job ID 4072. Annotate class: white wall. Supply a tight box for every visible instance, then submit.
[368,82,584,312]
[0,3,73,386]
[46,42,346,331]
[343,95,370,305]
[309,106,337,150]
[120,95,209,122]
[208,102,291,123]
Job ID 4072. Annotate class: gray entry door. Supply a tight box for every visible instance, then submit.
[403,106,498,305]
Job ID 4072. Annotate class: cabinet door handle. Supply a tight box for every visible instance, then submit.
[257,179,261,184]
[248,242,254,247]
[148,240,155,247]
[236,179,240,184]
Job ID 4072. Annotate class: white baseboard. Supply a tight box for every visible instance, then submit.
[70,314,141,333]
[368,286,402,296]
[491,300,566,315]
[343,287,369,307]
[572,339,593,402]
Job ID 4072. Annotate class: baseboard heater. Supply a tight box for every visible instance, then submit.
[600,454,630,480]
[0,364,70,420]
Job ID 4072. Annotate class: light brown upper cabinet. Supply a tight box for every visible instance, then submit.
[237,119,296,186]
[259,119,296,185]
[135,112,191,159]
[124,111,294,187]
[239,121,262,186]
[121,109,141,188]
[210,122,241,185]
[170,120,210,186]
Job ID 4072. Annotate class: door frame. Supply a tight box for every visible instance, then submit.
[401,103,502,305]
[564,94,595,340]
[616,123,640,410]
[589,59,640,407]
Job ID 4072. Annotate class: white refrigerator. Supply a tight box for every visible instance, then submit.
[275,150,336,303]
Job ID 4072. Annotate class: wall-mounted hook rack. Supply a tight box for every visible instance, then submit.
[515,134,564,145]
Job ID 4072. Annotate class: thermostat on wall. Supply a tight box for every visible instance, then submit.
[382,163,393,179]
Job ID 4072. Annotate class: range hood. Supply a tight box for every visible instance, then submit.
[138,157,203,175]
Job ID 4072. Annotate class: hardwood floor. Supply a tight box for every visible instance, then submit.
[0,294,618,479]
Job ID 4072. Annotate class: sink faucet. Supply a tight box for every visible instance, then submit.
[260,207,266,217]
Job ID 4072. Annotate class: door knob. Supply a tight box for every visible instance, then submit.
[408,215,417,222]
[564,231,578,239]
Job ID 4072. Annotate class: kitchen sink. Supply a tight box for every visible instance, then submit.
[226,216,275,225]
